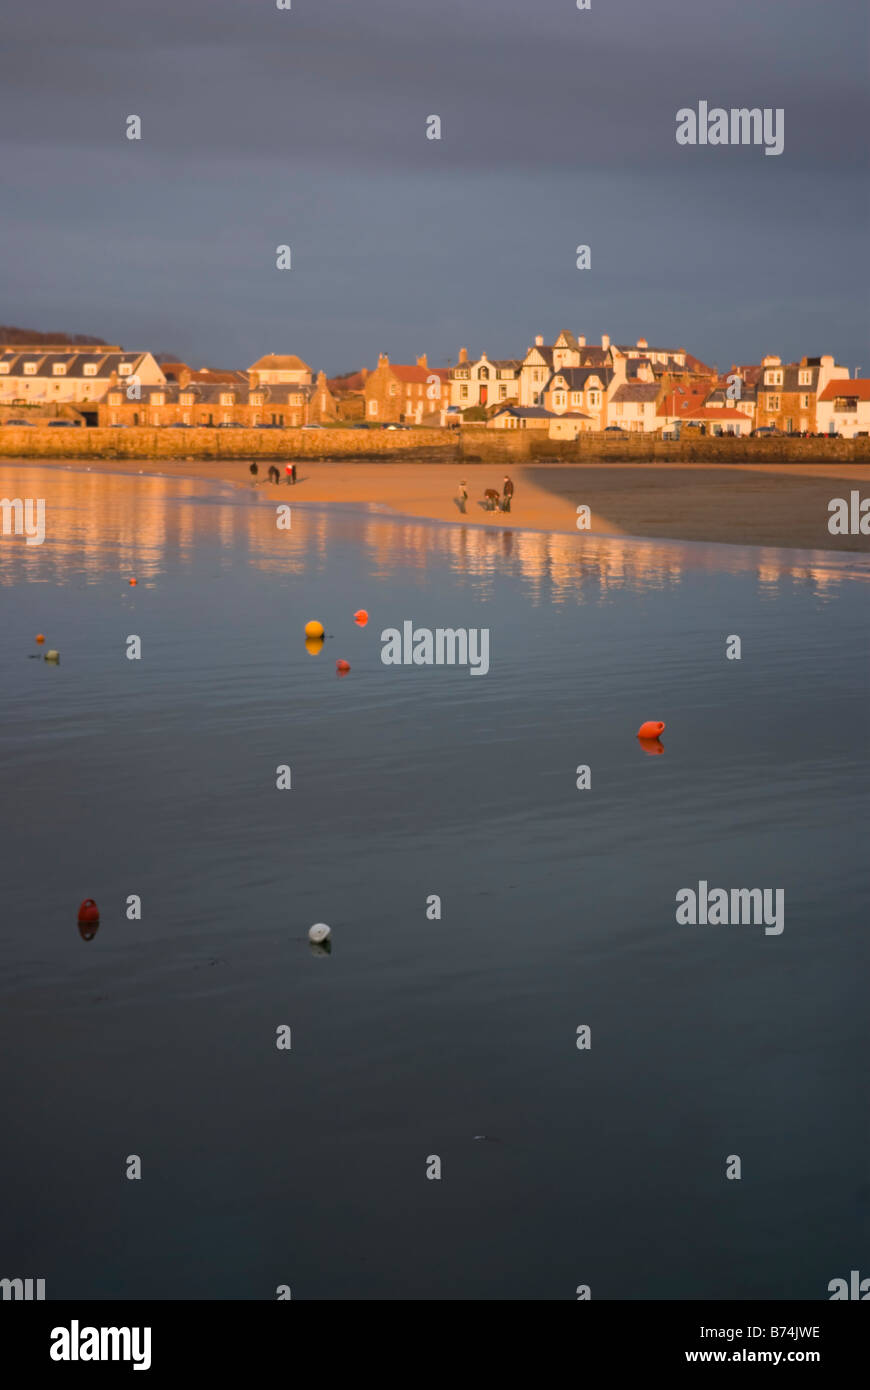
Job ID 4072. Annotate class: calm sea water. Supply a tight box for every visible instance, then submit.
[1,464,868,1300]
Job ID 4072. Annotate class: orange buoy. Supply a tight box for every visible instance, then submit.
[129,577,137,586]
[638,737,665,756]
[353,609,369,627]
[637,720,665,740]
[305,620,324,639]
[77,898,99,925]
[336,659,351,675]
[36,633,45,644]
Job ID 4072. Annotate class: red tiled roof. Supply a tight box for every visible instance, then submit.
[818,379,870,401]
[389,364,448,383]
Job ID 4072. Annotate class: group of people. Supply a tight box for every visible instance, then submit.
[457,475,514,514]
[249,462,297,485]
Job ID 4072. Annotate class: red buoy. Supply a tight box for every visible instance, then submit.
[353,610,369,627]
[77,898,100,925]
[637,720,665,740]
[336,659,351,676]
[129,577,137,586]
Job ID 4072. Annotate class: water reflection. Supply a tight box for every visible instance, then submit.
[1,464,867,603]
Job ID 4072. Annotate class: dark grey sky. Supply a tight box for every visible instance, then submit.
[2,0,868,374]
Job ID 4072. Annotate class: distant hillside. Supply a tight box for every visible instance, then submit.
[0,325,112,347]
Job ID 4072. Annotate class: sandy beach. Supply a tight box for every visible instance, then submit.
[17,456,870,551]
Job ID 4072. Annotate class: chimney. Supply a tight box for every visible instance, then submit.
[378,353,389,367]
[458,347,468,363]
[577,335,586,347]
[360,367,368,381]
[535,335,544,346]
[637,337,648,349]
[416,353,427,368]
[601,333,610,350]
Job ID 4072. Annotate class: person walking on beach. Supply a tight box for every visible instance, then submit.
[267,465,280,485]
[502,475,514,512]
[285,462,296,485]
[458,480,468,514]
[249,462,259,485]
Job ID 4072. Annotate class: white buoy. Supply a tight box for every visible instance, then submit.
[308,923,331,944]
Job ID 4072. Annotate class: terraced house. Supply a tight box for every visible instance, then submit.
[0,347,164,424]
[754,354,849,433]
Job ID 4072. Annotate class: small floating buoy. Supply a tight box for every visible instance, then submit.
[308,923,331,944]
[129,577,137,586]
[336,659,351,676]
[44,650,60,663]
[353,609,369,627]
[305,620,324,639]
[78,898,99,926]
[35,633,45,644]
[637,720,665,740]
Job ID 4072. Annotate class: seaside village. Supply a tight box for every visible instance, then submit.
[0,331,868,438]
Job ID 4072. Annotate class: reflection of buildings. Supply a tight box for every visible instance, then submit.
[1,466,866,603]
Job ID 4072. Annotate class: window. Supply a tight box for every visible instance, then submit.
[767,394,780,411]
[801,394,810,408]
[460,386,468,400]
[479,366,489,380]
[554,392,566,407]
[24,362,37,374]
[368,399,378,416]
[389,383,397,396]
[765,369,783,386]
[588,391,600,406]
[498,385,507,399]
[52,363,66,375]
[572,392,581,405]
[614,402,623,415]
[153,394,164,406]
[0,364,7,374]
[119,363,132,376]
[798,369,811,386]
[220,393,233,406]
[84,363,97,376]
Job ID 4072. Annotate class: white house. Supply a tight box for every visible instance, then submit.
[816,379,870,437]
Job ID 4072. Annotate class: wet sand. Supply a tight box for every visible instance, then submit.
[18,457,870,551]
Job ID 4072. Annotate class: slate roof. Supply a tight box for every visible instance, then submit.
[611,383,660,403]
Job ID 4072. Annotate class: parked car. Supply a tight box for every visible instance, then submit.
[47,419,81,427]
[217,421,244,428]
[301,424,324,430]
[108,423,129,428]
[4,417,34,426]
[254,422,280,429]
[167,422,191,429]
[604,425,625,433]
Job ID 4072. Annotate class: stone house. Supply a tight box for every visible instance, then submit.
[364,354,450,424]
[754,354,849,433]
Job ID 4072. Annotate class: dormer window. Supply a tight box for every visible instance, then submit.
[52,363,66,375]
[765,369,783,386]
[220,393,233,406]
[24,362,37,375]
[84,363,97,376]
[0,364,8,374]
[152,393,164,406]
[118,363,133,376]
[798,369,811,386]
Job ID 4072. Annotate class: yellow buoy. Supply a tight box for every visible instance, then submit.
[45,650,60,663]
[305,620,325,640]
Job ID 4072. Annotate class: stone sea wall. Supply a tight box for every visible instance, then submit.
[1,424,868,464]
